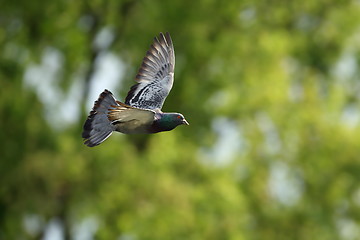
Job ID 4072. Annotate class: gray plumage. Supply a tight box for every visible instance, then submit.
[82,33,188,147]
[125,32,175,110]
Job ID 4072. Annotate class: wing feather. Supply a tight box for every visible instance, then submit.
[108,101,155,124]
[125,32,175,110]
[107,101,157,134]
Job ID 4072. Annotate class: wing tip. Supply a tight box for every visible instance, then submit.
[164,32,172,46]
[157,32,172,47]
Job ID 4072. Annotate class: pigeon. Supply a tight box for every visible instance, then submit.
[82,32,189,147]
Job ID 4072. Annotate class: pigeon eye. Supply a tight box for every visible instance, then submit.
[177,115,182,119]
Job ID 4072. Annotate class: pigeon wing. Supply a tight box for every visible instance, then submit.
[125,32,175,110]
[108,101,156,124]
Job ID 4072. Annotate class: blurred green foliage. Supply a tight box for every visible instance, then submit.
[1,0,360,239]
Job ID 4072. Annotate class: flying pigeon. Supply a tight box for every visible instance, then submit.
[82,32,189,147]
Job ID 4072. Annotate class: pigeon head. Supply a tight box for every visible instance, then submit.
[152,113,189,132]
[168,113,189,126]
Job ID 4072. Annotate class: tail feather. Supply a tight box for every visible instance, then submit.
[82,89,117,147]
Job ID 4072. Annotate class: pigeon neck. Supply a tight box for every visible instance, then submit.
[150,114,178,133]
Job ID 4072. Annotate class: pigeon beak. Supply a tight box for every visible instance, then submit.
[182,119,189,125]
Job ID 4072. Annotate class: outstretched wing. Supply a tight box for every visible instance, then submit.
[125,32,175,110]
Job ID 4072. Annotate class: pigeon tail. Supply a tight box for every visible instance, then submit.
[82,89,117,147]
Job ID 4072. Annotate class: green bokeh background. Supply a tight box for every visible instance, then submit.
[1,0,360,239]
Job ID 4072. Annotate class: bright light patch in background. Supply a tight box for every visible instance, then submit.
[23,214,45,237]
[23,47,63,102]
[87,26,125,110]
[118,233,137,240]
[93,27,115,51]
[255,112,282,155]
[199,117,246,166]
[282,57,304,102]
[239,7,256,27]
[333,49,360,129]
[336,218,360,240]
[73,217,98,240]
[268,161,303,206]
[43,218,64,240]
[23,47,67,129]
[87,52,125,110]
[22,26,125,130]
[341,104,360,129]
[23,47,125,130]
[333,51,358,81]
